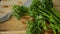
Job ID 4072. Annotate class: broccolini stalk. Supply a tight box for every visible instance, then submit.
[40,0,60,22]
[50,23,57,34]
[13,5,29,19]
[42,0,60,33]
[30,0,42,16]
[26,15,47,34]
[38,0,60,34]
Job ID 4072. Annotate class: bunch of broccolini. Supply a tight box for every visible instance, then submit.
[13,0,60,34]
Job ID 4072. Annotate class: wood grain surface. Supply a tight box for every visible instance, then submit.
[0,16,27,31]
[0,0,60,34]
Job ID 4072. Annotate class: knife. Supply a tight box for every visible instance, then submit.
[0,12,12,22]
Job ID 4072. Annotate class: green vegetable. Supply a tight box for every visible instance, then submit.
[39,0,60,34]
[13,0,60,34]
[26,15,47,34]
[13,5,29,20]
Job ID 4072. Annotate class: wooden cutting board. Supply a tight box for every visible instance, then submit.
[0,16,27,31]
[0,0,60,34]
[0,16,27,34]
